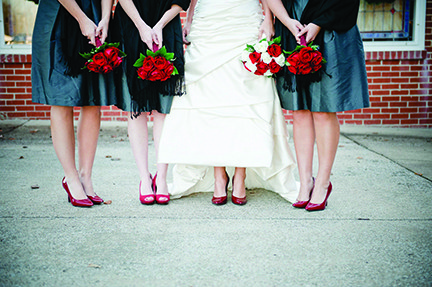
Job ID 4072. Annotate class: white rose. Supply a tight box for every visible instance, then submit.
[244,59,257,73]
[254,41,269,53]
[261,52,272,64]
[264,70,273,77]
[241,50,250,62]
[275,54,285,67]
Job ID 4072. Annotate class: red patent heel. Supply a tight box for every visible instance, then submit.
[231,176,247,205]
[87,195,104,204]
[139,174,155,205]
[153,173,170,204]
[305,182,332,211]
[212,172,229,205]
[292,177,315,208]
[62,177,93,207]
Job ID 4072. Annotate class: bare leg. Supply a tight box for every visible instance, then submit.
[153,111,169,195]
[310,112,339,204]
[77,106,101,196]
[214,167,229,197]
[51,106,87,200]
[128,113,152,196]
[232,167,246,198]
[292,110,315,201]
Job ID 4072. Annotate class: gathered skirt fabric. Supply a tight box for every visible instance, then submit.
[159,0,299,202]
[31,0,119,107]
[275,0,370,112]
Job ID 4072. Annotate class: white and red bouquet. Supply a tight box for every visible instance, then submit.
[285,36,326,75]
[241,36,285,77]
[80,37,126,74]
[134,44,178,82]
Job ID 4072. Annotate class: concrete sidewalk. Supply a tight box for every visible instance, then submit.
[0,120,431,286]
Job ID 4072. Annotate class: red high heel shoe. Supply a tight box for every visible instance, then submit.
[231,176,247,205]
[139,174,155,205]
[153,173,170,205]
[212,172,229,205]
[87,195,104,204]
[62,177,93,207]
[292,177,315,208]
[305,182,332,211]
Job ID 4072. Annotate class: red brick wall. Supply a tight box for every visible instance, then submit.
[1,6,431,127]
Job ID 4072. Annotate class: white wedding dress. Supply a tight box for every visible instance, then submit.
[158,0,299,202]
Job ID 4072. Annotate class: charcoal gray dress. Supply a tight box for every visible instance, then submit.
[275,0,370,112]
[31,0,120,107]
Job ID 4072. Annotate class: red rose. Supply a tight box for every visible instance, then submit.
[287,52,300,65]
[86,61,100,73]
[311,51,322,64]
[299,47,314,62]
[137,66,150,80]
[101,64,113,74]
[148,69,165,81]
[92,52,108,67]
[287,65,298,74]
[112,56,123,68]
[249,51,261,64]
[298,63,312,75]
[104,47,120,62]
[154,56,168,70]
[254,60,269,76]
[267,43,282,57]
[163,63,174,79]
[269,59,282,74]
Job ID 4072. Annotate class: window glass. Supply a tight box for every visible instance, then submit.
[2,0,38,45]
[358,0,414,42]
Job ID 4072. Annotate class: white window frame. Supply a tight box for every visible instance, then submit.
[0,0,34,54]
[362,0,426,52]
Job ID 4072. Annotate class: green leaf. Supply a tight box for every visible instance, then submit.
[133,53,146,67]
[146,49,156,57]
[165,52,175,61]
[273,36,281,45]
[246,44,255,52]
[171,66,179,76]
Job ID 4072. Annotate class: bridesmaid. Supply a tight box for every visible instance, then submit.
[266,0,369,211]
[32,0,118,207]
[112,0,190,204]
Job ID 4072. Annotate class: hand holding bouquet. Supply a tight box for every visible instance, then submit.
[241,36,285,77]
[285,35,326,75]
[134,44,178,82]
[80,37,126,74]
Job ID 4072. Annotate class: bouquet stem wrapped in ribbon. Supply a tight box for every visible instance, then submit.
[134,43,178,82]
[284,35,326,75]
[80,37,126,74]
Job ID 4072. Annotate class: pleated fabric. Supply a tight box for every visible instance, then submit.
[159,0,299,203]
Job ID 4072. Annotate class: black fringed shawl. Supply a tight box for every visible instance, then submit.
[112,0,191,116]
[275,0,360,91]
[56,0,101,76]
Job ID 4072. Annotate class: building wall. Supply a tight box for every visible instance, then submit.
[1,4,431,127]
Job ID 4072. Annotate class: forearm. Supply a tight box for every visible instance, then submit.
[118,0,149,30]
[155,4,183,29]
[261,0,273,23]
[265,0,292,27]
[186,0,197,24]
[57,0,89,25]
[101,0,113,22]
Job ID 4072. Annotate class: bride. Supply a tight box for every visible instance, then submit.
[158,0,298,204]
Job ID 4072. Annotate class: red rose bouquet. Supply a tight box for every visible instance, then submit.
[285,36,326,75]
[133,44,178,82]
[80,37,126,74]
[241,36,285,77]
